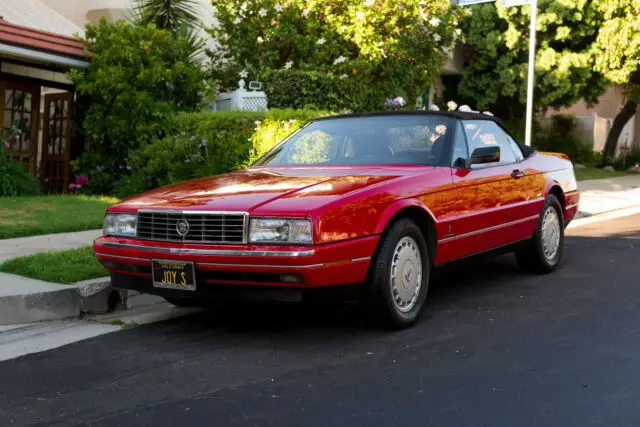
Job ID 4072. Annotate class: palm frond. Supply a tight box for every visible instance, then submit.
[176,24,206,64]
[135,0,200,32]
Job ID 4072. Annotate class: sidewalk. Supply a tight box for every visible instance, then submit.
[576,175,640,218]
[0,229,102,264]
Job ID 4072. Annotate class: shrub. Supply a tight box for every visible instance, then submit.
[210,0,464,111]
[114,108,330,198]
[533,114,594,165]
[263,68,398,112]
[0,159,40,197]
[0,126,40,197]
[69,19,210,195]
[613,147,640,171]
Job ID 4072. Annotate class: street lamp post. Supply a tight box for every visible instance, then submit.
[523,0,537,147]
[457,0,538,146]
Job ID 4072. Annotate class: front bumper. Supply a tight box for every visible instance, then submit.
[93,235,379,291]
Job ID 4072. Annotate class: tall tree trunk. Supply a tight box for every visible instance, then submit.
[603,100,638,163]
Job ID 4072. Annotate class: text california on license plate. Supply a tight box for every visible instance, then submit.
[152,260,196,291]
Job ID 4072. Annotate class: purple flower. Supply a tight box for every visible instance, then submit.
[201,139,207,146]
[394,96,406,107]
[126,165,132,171]
[385,96,406,108]
[185,159,190,163]
[180,132,186,136]
[75,175,88,186]
[190,136,196,141]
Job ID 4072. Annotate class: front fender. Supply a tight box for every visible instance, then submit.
[375,199,437,234]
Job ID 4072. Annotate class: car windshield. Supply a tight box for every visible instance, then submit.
[252,115,456,167]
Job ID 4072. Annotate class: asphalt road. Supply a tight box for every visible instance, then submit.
[1,214,640,427]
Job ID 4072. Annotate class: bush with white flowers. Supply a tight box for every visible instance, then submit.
[210,0,465,111]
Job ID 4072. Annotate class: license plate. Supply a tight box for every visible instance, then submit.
[152,260,196,291]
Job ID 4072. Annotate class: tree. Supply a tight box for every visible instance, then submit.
[209,0,465,109]
[134,0,199,32]
[456,0,609,119]
[134,0,205,64]
[69,19,208,193]
[593,0,640,162]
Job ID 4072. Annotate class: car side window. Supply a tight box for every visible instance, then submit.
[451,121,469,167]
[505,133,524,162]
[462,120,518,165]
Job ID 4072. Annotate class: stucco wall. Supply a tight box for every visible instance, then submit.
[547,85,624,119]
[545,84,640,154]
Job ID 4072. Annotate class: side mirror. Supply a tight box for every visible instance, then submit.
[469,146,500,167]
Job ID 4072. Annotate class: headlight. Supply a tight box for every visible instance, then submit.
[249,218,312,244]
[103,213,137,237]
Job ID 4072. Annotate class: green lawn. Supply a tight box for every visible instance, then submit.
[0,246,107,284]
[574,166,632,181]
[0,195,118,239]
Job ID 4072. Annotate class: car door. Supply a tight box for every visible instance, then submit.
[445,119,529,260]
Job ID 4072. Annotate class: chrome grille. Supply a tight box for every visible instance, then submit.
[136,211,247,244]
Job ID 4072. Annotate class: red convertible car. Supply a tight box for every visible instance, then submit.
[94,111,579,328]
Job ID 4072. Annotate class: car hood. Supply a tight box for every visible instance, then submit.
[112,167,425,214]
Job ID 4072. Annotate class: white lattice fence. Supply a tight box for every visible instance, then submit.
[213,79,268,112]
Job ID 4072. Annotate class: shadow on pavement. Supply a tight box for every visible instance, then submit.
[145,226,640,340]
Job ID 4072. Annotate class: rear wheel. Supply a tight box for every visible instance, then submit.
[515,194,564,274]
[363,218,430,329]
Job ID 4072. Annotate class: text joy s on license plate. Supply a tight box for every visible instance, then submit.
[152,260,196,291]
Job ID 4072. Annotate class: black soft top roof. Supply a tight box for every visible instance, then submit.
[314,110,508,127]
[312,110,535,158]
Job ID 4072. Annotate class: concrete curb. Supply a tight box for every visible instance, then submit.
[0,282,80,325]
[568,204,640,229]
[0,274,164,325]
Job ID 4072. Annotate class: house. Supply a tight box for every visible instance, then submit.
[40,0,218,53]
[546,85,640,156]
[0,1,88,194]
[1,0,216,194]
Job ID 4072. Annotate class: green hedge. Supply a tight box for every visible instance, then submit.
[262,68,408,113]
[114,108,331,198]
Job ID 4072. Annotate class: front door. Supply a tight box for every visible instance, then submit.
[0,82,40,175]
[446,119,529,260]
[41,92,73,194]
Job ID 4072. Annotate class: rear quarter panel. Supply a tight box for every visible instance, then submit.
[522,152,579,219]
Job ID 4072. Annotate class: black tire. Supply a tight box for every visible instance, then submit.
[515,194,564,274]
[363,218,430,329]
[163,296,201,307]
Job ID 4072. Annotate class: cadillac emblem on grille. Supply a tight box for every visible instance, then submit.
[175,219,190,236]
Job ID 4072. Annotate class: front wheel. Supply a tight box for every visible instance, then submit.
[515,194,564,274]
[363,218,430,329]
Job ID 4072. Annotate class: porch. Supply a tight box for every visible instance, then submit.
[0,17,88,193]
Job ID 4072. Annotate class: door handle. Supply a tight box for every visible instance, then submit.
[511,169,525,179]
